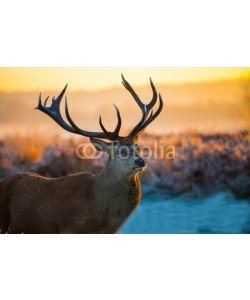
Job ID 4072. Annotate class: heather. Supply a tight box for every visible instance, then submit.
[1,131,249,199]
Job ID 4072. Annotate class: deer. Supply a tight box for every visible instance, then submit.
[0,75,163,234]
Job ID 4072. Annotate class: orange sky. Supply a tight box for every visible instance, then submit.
[0,67,249,92]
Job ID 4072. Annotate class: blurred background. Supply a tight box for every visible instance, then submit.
[0,67,249,233]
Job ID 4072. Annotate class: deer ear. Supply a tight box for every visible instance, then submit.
[90,138,110,153]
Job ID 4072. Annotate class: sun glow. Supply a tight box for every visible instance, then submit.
[0,67,249,92]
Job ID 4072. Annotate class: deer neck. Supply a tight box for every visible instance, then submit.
[97,162,141,195]
[94,161,142,226]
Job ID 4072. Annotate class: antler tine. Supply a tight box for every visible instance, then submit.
[129,109,148,137]
[57,84,68,100]
[99,116,109,135]
[64,97,86,133]
[44,96,50,107]
[148,78,158,110]
[122,74,157,111]
[38,93,42,107]
[113,104,122,136]
[121,74,145,112]
[128,78,158,136]
[36,84,75,133]
[98,105,122,139]
[36,84,122,141]
[122,75,162,137]
[136,93,164,135]
[65,97,123,139]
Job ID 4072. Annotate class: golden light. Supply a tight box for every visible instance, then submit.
[0,67,249,92]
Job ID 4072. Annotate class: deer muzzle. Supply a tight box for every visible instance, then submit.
[135,158,146,168]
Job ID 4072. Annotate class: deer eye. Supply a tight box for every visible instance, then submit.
[117,147,135,158]
[118,148,129,158]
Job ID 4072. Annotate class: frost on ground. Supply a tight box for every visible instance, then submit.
[119,191,250,234]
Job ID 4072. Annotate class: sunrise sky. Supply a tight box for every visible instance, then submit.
[0,67,249,92]
[0,67,249,136]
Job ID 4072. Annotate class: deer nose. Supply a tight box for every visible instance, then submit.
[135,158,146,167]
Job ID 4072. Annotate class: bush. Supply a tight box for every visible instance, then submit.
[0,131,249,199]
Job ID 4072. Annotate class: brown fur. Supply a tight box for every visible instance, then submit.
[0,165,141,234]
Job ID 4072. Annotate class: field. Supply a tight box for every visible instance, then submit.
[1,131,249,199]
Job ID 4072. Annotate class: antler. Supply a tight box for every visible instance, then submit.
[36,84,122,141]
[36,76,163,141]
[121,74,163,137]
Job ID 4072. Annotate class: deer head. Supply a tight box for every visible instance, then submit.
[36,75,163,176]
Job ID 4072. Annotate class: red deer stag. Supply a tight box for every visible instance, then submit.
[0,75,163,233]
